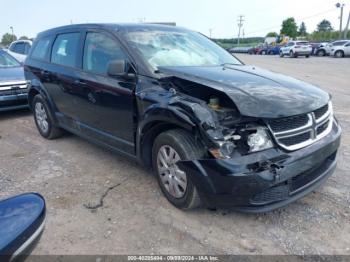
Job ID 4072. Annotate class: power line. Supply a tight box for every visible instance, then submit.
[244,8,337,36]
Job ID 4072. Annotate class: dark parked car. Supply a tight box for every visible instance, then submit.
[24,24,341,212]
[248,46,263,54]
[259,45,281,55]
[0,49,29,111]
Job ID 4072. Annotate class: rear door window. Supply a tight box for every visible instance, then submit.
[31,38,52,60]
[51,33,80,67]
[83,32,127,75]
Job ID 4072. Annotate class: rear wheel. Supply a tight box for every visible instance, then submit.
[334,50,344,58]
[306,55,310,58]
[152,129,206,209]
[33,95,63,139]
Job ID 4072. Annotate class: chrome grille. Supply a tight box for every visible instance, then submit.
[0,81,28,96]
[279,131,311,146]
[314,104,329,120]
[269,115,309,133]
[267,102,333,151]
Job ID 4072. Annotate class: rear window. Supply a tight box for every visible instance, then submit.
[13,43,26,54]
[31,38,51,60]
[51,33,80,67]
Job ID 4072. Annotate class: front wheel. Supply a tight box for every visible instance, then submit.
[33,95,63,139]
[279,52,284,57]
[290,51,297,58]
[152,129,206,209]
[317,49,325,56]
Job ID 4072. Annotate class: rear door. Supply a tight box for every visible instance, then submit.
[46,31,83,120]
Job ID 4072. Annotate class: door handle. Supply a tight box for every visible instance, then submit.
[41,70,50,76]
[74,79,88,86]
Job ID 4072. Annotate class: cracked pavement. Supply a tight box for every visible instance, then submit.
[0,54,349,255]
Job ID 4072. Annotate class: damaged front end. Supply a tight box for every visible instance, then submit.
[137,71,341,212]
[158,75,276,160]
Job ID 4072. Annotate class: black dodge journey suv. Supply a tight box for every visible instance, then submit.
[24,24,341,212]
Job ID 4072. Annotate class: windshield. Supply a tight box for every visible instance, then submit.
[124,30,241,70]
[0,51,20,68]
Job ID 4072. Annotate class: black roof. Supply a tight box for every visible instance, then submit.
[37,23,185,38]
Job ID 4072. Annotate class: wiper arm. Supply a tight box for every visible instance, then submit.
[220,63,241,67]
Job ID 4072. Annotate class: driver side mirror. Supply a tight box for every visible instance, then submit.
[107,60,135,80]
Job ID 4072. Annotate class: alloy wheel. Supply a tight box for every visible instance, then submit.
[157,145,187,198]
[35,102,49,133]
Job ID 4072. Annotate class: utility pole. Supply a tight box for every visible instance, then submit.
[237,15,244,45]
[209,28,213,38]
[344,11,350,39]
[10,26,14,42]
[336,3,345,39]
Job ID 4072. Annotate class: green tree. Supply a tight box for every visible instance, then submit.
[266,32,278,37]
[19,36,29,40]
[317,19,333,32]
[1,33,17,46]
[280,17,298,38]
[298,22,307,36]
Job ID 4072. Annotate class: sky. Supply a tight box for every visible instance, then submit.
[0,0,348,39]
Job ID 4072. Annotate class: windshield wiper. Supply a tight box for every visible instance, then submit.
[220,63,241,67]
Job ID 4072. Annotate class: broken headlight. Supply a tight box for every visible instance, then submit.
[209,141,235,159]
[247,127,273,152]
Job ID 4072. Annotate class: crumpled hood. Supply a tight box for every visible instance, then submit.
[0,66,25,83]
[159,65,330,118]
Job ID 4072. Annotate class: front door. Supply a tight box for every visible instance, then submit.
[73,30,136,154]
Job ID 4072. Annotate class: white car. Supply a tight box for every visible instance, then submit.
[280,41,312,58]
[330,40,350,58]
[314,42,331,56]
[6,40,32,62]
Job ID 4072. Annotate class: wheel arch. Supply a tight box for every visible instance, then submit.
[28,81,59,125]
[137,112,198,168]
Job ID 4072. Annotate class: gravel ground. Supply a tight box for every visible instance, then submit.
[0,54,349,255]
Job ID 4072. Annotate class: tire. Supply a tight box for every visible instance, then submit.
[261,50,266,55]
[317,49,325,56]
[32,94,64,139]
[152,129,206,210]
[306,55,310,58]
[279,52,284,57]
[334,50,344,58]
[290,51,297,58]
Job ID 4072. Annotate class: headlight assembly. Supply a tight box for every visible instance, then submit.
[209,141,235,159]
[247,127,273,152]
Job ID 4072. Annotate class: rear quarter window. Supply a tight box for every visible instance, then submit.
[31,37,52,61]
